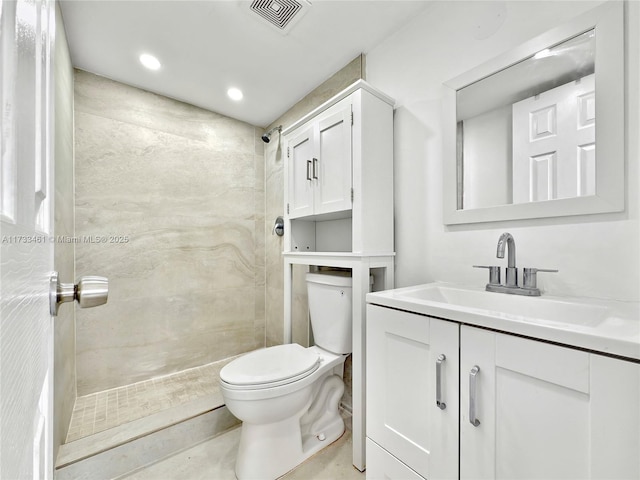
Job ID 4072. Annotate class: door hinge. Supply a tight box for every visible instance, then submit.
[287,147,290,158]
[351,188,354,203]
[287,203,290,214]
[351,111,354,126]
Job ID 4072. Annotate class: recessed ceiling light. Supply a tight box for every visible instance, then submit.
[227,87,243,101]
[139,53,161,70]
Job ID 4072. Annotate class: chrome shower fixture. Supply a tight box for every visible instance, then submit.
[261,125,282,143]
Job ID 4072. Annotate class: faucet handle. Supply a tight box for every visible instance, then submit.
[523,268,558,289]
[473,265,501,285]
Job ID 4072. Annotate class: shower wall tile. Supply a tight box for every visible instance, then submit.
[74,70,255,153]
[74,71,265,395]
[292,265,310,348]
[254,129,265,157]
[53,4,75,462]
[264,136,285,347]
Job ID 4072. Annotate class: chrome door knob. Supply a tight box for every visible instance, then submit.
[76,276,109,308]
[50,272,108,316]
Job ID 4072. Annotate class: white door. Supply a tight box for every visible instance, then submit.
[512,74,595,203]
[314,101,352,216]
[1,1,55,478]
[287,125,314,219]
[367,305,459,480]
[460,326,640,480]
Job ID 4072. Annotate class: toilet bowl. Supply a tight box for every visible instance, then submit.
[220,344,346,479]
[220,271,367,480]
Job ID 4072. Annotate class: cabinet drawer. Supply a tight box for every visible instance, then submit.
[366,438,425,480]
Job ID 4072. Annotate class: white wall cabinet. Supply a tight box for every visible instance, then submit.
[282,80,395,471]
[288,99,353,219]
[366,305,640,480]
[283,80,394,254]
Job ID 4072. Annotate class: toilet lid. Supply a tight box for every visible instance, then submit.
[220,343,320,387]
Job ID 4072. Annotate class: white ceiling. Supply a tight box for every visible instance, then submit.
[60,0,430,128]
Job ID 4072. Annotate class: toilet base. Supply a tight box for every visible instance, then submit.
[234,374,346,480]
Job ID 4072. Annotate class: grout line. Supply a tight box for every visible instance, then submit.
[65,355,239,443]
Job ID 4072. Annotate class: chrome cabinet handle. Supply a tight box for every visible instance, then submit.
[312,158,318,179]
[436,354,446,410]
[469,365,481,427]
[306,160,312,181]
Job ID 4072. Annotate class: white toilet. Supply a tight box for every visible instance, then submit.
[220,271,361,479]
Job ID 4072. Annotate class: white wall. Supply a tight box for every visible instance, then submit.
[463,104,512,208]
[366,0,639,302]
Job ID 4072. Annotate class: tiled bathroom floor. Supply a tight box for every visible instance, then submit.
[66,356,237,442]
[122,424,364,480]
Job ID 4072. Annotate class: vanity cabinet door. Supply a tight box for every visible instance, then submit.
[367,305,459,480]
[367,438,425,480]
[460,326,640,480]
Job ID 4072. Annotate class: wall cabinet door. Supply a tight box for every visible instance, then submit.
[367,305,459,480]
[288,125,315,218]
[287,99,352,219]
[460,326,640,480]
[314,102,352,215]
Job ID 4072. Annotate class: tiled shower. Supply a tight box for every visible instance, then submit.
[59,57,364,449]
[64,69,265,442]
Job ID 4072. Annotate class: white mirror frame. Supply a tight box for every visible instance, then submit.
[443,1,624,225]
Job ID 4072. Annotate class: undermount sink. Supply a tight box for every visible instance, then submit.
[398,283,610,327]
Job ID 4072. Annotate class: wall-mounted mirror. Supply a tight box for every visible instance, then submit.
[443,2,624,225]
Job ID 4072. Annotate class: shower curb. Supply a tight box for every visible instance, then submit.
[55,399,239,479]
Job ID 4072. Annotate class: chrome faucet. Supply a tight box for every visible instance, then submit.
[473,232,558,296]
[496,232,517,287]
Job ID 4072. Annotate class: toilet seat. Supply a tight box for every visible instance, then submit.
[220,344,320,390]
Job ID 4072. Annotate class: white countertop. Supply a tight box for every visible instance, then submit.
[366,282,640,361]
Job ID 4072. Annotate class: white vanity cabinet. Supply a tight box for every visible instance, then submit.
[460,325,640,480]
[366,304,640,480]
[366,305,459,480]
[287,98,352,219]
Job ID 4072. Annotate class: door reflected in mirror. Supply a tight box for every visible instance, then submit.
[457,30,596,210]
[443,2,623,225]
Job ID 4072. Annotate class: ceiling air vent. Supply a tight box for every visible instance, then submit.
[249,0,311,34]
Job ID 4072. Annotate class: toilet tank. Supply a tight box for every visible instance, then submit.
[306,272,372,355]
